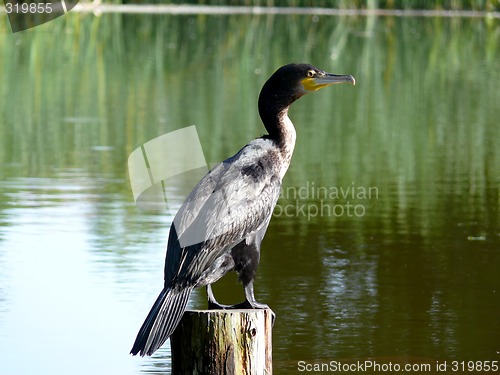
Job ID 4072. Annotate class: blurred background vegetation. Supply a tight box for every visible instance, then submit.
[95,0,500,12]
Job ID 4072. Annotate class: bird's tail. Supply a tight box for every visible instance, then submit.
[130,287,192,356]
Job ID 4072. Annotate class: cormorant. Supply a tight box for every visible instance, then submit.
[130,63,355,356]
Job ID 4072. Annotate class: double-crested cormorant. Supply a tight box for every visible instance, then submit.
[130,63,355,356]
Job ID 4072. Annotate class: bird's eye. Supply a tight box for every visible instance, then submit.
[307,70,316,78]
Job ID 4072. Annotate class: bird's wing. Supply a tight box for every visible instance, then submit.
[164,142,281,288]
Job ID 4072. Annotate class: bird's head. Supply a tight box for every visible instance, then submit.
[260,63,355,102]
[258,63,355,132]
[298,64,356,93]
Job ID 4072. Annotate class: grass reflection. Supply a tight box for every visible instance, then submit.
[1,10,498,275]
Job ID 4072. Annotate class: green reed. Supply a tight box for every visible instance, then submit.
[0,14,498,234]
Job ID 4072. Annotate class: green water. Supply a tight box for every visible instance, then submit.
[0,12,499,375]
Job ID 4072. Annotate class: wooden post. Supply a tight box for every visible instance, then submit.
[170,309,273,375]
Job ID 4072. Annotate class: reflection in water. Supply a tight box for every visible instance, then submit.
[0,12,499,375]
[0,174,140,375]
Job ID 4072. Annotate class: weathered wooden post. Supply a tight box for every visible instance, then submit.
[170,309,273,375]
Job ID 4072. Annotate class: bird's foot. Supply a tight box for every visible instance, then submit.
[208,299,234,310]
[208,299,275,325]
[208,298,266,310]
[246,300,275,326]
[207,299,248,310]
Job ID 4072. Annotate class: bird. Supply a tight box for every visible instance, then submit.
[130,63,355,356]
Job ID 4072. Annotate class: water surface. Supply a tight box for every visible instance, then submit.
[0,12,499,375]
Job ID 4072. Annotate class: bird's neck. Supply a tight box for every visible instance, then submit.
[259,97,297,155]
[258,81,303,174]
[259,106,297,179]
[273,108,296,156]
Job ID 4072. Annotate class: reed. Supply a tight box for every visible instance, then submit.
[106,0,499,12]
[0,13,498,232]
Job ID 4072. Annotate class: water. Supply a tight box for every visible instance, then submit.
[0,12,499,375]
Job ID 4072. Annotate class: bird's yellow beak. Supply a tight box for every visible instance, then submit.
[301,73,356,92]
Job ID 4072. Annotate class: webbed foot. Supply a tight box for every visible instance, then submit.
[206,283,275,325]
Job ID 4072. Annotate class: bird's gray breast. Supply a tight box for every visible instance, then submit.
[165,138,283,286]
